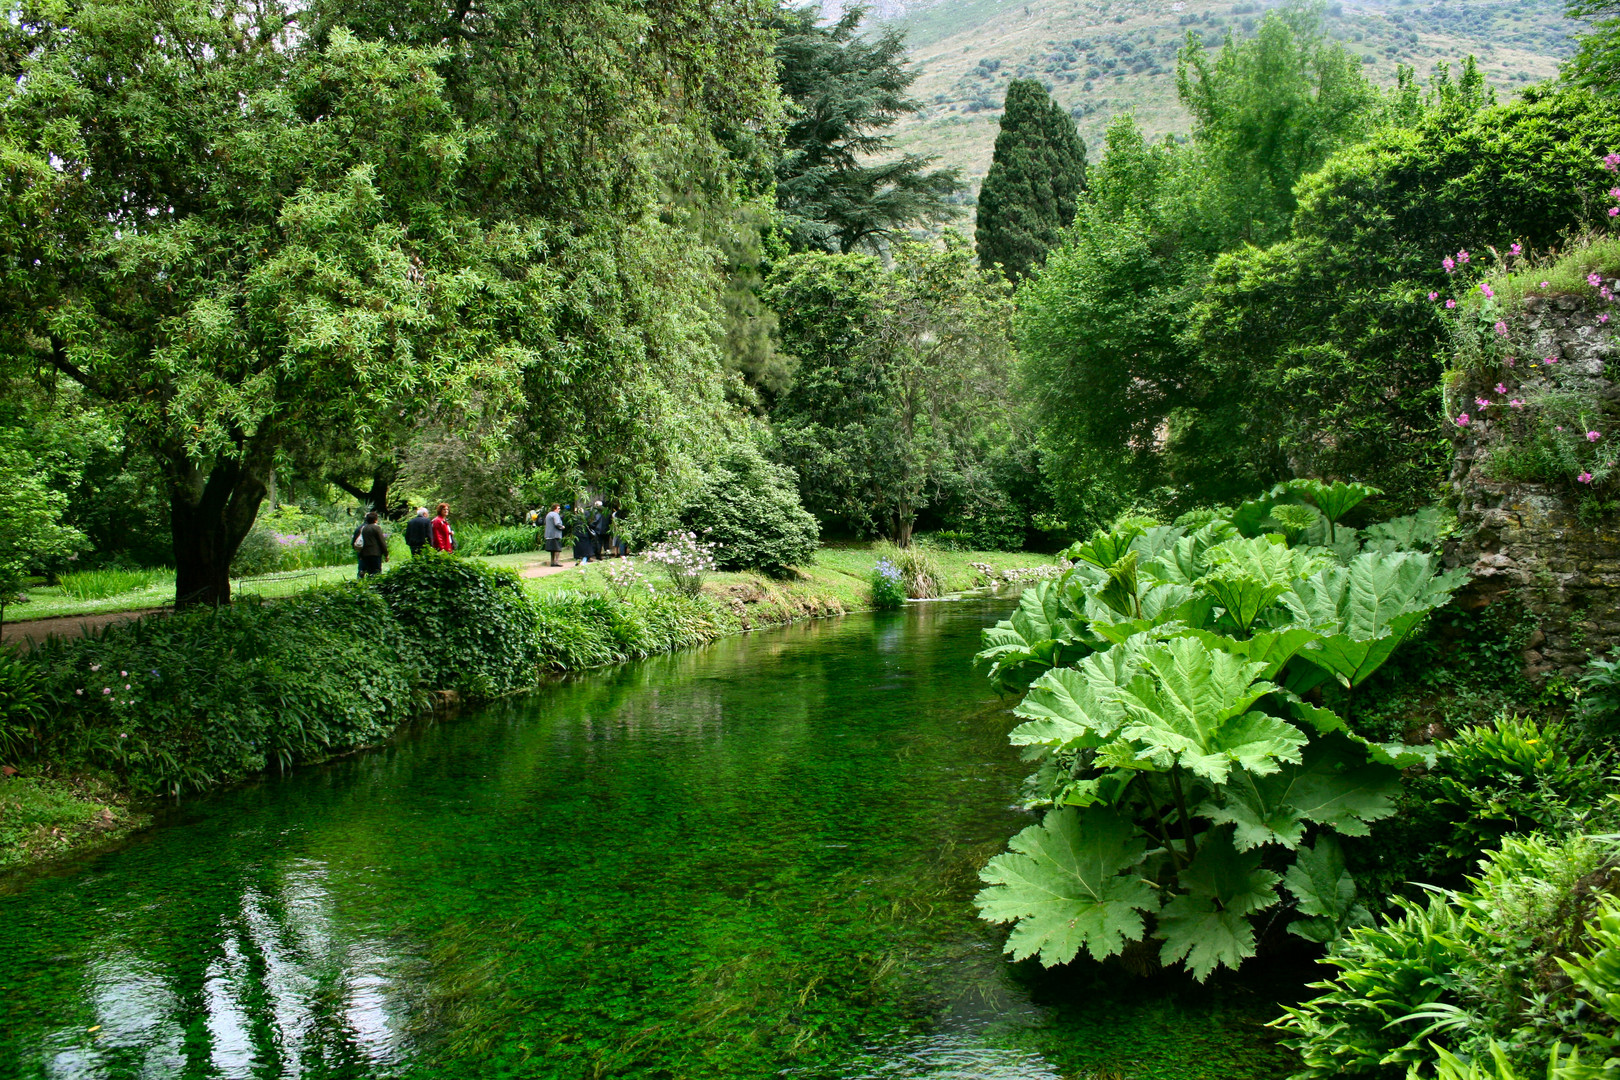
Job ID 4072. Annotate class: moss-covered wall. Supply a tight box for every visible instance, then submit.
[1447,290,1620,677]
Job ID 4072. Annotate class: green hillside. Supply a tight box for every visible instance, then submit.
[868,0,1575,197]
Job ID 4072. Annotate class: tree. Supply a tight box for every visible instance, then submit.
[0,427,83,630]
[1188,83,1620,509]
[771,4,965,253]
[767,235,1014,545]
[1017,10,1377,520]
[1567,0,1620,92]
[0,0,780,605]
[976,80,1088,281]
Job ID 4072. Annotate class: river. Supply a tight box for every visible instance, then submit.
[0,602,1297,1079]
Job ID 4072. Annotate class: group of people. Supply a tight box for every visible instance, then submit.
[540,500,623,568]
[351,499,621,579]
[352,503,454,578]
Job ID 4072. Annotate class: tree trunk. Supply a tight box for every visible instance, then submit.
[331,461,401,518]
[894,510,914,549]
[166,448,273,608]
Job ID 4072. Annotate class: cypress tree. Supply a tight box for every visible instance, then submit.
[976,80,1088,280]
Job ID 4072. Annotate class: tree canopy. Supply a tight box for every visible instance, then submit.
[771,4,965,253]
[976,79,1088,281]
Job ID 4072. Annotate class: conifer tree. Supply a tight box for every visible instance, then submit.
[975,80,1088,280]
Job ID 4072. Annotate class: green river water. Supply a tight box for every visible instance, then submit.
[0,602,1300,1080]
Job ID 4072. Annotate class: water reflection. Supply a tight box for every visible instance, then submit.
[1,604,1293,1080]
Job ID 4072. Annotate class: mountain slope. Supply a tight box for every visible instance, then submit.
[840,0,1576,197]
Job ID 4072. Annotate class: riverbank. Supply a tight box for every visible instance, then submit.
[1,545,1052,873]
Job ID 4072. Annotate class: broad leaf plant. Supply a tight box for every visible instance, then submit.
[973,503,1466,980]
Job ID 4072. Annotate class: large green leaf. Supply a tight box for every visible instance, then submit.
[1202,734,1400,851]
[1282,835,1371,943]
[1155,829,1280,981]
[976,581,1092,692]
[975,806,1161,965]
[1362,507,1444,554]
[1178,627,1324,681]
[1281,551,1468,689]
[1198,537,1331,632]
[1067,526,1146,570]
[1143,522,1238,585]
[1010,666,1130,751]
[1094,551,1144,618]
[1117,637,1305,784]
[1284,479,1383,525]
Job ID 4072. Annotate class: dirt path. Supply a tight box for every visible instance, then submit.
[2,609,168,650]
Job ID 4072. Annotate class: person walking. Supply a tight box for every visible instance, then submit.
[431,503,455,553]
[404,507,433,557]
[352,517,366,578]
[589,501,611,560]
[543,503,565,567]
[572,505,593,565]
[357,511,390,578]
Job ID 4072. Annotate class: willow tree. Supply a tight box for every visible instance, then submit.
[0,0,779,605]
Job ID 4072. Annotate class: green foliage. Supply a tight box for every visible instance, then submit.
[0,427,84,622]
[454,526,543,558]
[372,554,544,698]
[972,505,1464,979]
[770,4,963,253]
[976,79,1088,280]
[55,569,173,603]
[28,582,420,794]
[869,558,907,610]
[1278,829,1620,1079]
[1424,715,1610,864]
[0,651,46,765]
[768,237,1015,543]
[871,542,942,600]
[682,441,820,576]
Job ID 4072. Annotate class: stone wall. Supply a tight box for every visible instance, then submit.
[1446,291,1620,677]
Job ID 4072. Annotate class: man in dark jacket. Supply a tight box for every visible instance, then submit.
[404,507,432,556]
[357,512,390,578]
[589,501,611,559]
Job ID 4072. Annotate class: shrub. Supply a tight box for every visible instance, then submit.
[28,582,420,794]
[229,525,287,577]
[870,558,906,609]
[1278,830,1620,1078]
[57,568,172,601]
[682,442,819,576]
[455,525,541,557]
[872,542,940,599]
[372,553,544,697]
[642,532,718,598]
[0,651,45,764]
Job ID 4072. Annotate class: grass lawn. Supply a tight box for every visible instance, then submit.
[7,540,1058,623]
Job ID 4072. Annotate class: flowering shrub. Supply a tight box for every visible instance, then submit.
[642,532,718,598]
[601,558,656,599]
[870,558,906,610]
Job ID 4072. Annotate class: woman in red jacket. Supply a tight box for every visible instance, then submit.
[431,503,455,553]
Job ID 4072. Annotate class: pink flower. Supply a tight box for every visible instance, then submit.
[1541,281,1550,288]
[1557,425,1566,432]
[124,684,130,690]
[1495,383,1508,394]
[1611,207,1619,217]
[102,688,111,695]
[120,671,127,677]
[1494,321,1509,335]
[1603,313,1611,324]
[1510,399,1525,408]
[1579,471,1594,484]
[1458,250,1471,264]
[1546,356,1560,365]
[1446,299,1457,309]
[1607,153,1620,171]
[1590,273,1603,289]
[1604,287,1614,300]
[1506,357,1517,367]
[1476,398,1492,408]
[1511,243,1523,256]
[75,688,83,696]
[1456,413,1471,426]
[1443,256,1456,273]
[1611,188,1620,200]
[1590,431,1603,441]
[1481,283,1495,298]
[1428,291,1439,301]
